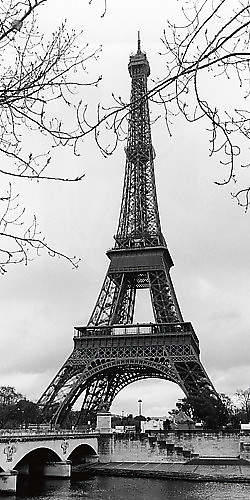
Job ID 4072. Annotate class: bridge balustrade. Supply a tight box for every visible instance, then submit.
[0,428,99,441]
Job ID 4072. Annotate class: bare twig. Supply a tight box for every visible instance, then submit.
[0,0,101,274]
[79,0,250,209]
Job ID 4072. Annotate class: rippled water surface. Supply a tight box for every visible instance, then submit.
[4,475,250,500]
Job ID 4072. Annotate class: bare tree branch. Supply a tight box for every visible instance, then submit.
[4,0,250,274]
[0,183,80,274]
[81,0,250,210]
[0,0,101,274]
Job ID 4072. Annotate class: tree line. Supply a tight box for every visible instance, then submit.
[169,389,250,430]
[1,386,250,430]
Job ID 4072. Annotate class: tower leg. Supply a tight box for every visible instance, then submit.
[149,270,183,322]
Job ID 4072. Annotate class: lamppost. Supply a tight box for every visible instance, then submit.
[138,399,143,433]
[138,399,142,417]
[17,408,25,429]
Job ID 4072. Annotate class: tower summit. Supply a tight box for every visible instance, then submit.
[39,38,219,426]
[128,31,150,78]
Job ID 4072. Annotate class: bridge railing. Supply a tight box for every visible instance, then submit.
[0,428,99,439]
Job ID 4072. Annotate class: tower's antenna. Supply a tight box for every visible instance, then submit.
[137,30,141,53]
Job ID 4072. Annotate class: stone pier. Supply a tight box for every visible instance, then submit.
[240,424,250,461]
[0,470,18,494]
[96,412,114,463]
[43,461,71,478]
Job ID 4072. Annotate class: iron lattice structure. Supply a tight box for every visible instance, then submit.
[39,37,219,425]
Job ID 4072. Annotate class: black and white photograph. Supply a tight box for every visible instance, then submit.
[1,0,250,498]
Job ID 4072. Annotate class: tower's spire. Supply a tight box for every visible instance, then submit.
[137,30,141,53]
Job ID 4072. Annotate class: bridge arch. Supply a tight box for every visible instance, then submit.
[11,443,62,470]
[68,443,98,465]
[13,446,62,474]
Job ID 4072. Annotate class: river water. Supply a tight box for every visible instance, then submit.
[6,475,250,500]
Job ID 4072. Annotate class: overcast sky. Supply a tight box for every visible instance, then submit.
[1,0,250,418]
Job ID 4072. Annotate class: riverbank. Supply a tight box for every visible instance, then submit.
[73,458,250,483]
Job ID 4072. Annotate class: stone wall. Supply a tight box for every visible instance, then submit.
[111,431,240,462]
[98,434,114,462]
[240,431,250,461]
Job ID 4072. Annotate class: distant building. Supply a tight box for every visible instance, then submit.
[241,423,250,431]
[141,418,164,433]
[114,425,125,434]
[125,425,136,434]
[172,411,195,430]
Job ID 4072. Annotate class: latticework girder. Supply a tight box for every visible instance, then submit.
[88,267,182,328]
[39,325,218,426]
[148,270,183,323]
[38,37,220,425]
[116,48,162,249]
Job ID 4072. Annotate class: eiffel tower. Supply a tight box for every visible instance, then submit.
[39,34,219,426]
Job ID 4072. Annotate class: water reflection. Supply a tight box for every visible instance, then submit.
[13,475,250,500]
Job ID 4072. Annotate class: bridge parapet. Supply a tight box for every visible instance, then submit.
[0,429,99,442]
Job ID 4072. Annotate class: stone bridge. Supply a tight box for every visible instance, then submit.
[0,425,112,494]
